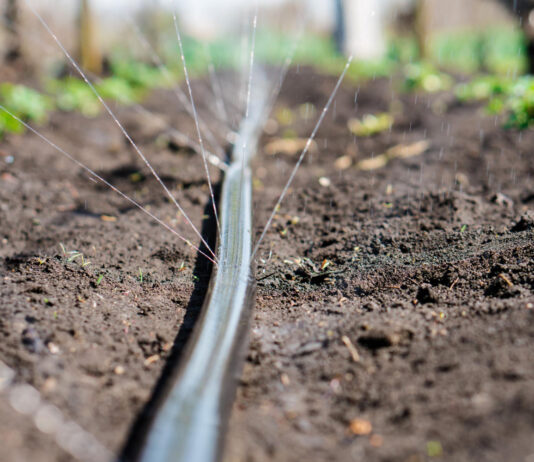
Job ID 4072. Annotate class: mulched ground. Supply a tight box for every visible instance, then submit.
[1,67,533,462]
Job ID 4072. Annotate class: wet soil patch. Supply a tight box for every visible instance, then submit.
[225,69,534,462]
[0,68,533,462]
[0,92,219,461]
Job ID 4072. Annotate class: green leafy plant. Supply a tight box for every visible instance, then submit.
[110,59,171,89]
[348,113,394,137]
[48,58,175,117]
[505,76,534,129]
[402,62,453,93]
[456,75,534,129]
[48,77,100,117]
[0,111,24,136]
[96,76,144,105]
[0,83,52,137]
[431,27,526,75]
[455,75,511,102]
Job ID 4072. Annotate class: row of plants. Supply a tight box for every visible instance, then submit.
[351,64,534,134]
[1,26,533,138]
[0,58,173,137]
[456,74,534,129]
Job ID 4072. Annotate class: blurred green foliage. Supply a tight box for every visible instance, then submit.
[0,23,531,139]
[348,113,394,137]
[402,62,453,92]
[47,60,171,117]
[503,77,534,129]
[47,77,100,116]
[456,75,512,101]
[0,83,52,137]
[430,26,526,75]
[255,32,404,80]
[456,75,534,129]
[110,59,170,89]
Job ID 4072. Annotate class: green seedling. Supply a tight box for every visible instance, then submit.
[48,77,100,117]
[110,59,170,89]
[0,83,52,123]
[456,75,511,102]
[0,83,52,137]
[80,255,91,267]
[275,107,294,126]
[505,76,534,129]
[282,128,298,139]
[431,26,526,75]
[426,440,443,458]
[0,111,24,137]
[348,113,393,137]
[66,252,91,266]
[129,172,143,183]
[67,252,82,262]
[402,62,453,93]
[96,274,104,285]
[60,243,91,267]
[138,268,143,283]
[96,76,144,105]
[293,257,344,285]
[48,59,169,117]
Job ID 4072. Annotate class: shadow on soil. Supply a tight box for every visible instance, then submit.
[120,184,220,462]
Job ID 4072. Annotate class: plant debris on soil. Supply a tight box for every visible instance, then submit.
[1,67,533,462]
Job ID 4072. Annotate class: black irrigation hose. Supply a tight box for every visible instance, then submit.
[137,71,270,462]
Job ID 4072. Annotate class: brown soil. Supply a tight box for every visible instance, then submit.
[1,68,533,462]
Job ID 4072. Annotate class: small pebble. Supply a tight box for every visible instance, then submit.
[280,373,291,386]
[318,177,331,187]
[47,342,60,354]
[334,155,352,170]
[114,365,125,375]
[350,418,372,435]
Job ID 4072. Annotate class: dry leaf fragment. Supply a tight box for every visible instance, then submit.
[264,138,318,156]
[498,273,513,287]
[280,373,291,386]
[341,335,360,362]
[356,140,430,171]
[357,154,388,171]
[335,155,352,170]
[348,113,393,137]
[388,140,430,159]
[144,354,160,366]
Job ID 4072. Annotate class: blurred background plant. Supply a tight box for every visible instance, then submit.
[1,0,534,138]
